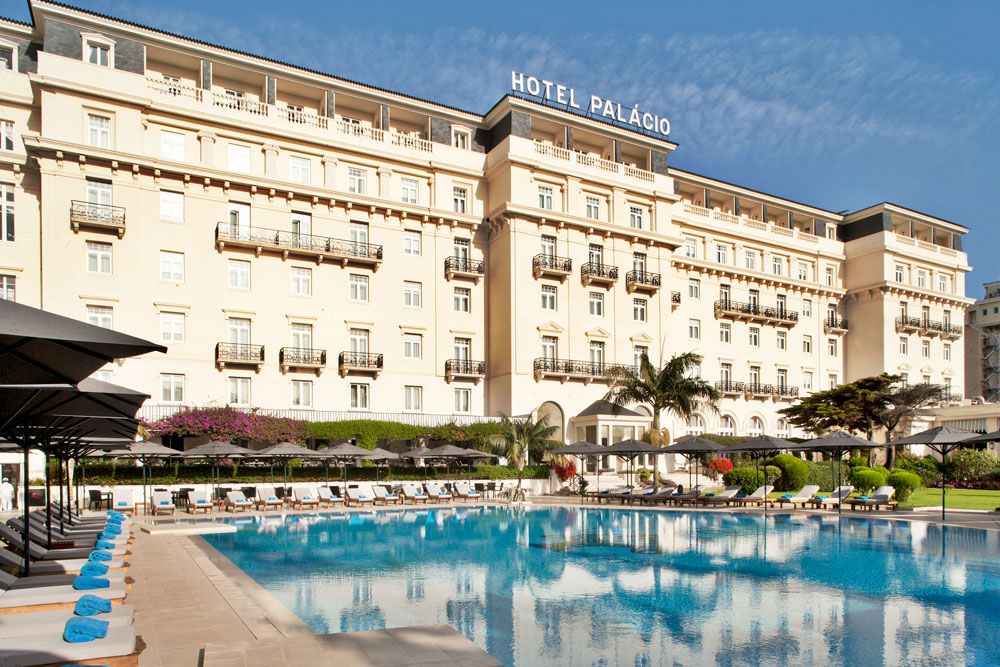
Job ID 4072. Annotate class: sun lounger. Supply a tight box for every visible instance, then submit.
[806,486,854,509]
[698,486,743,505]
[0,547,125,574]
[639,488,680,504]
[0,603,134,638]
[292,487,321,510]
[848,486,897,511]
[591,486,632,504]
[3,569,126,590]
[151,490,176,516]
[666,485,707,506]
[0,524,128,560]
[372,486,402,505]
[771,485,821,508]
[316,487,344,508]
[255,486,284,511]
[454,483,482,502]
[0,624,137,665]
[345,487,374,507]
[425,484,452,503]
[401,485,429,504]
[224,491,254,513]
[0,571,128,611]
[186,490,213,514]
[110,487,135,516]
[729,485,774,507]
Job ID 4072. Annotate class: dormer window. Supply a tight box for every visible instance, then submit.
[452,127,470,150]
[81,33,115,68]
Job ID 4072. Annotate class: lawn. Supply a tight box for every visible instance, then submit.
[901,488,1000,510]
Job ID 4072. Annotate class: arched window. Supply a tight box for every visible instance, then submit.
[719,415,736,437]
[747,417,764,437]
[686,414,705,436]
[775,419,789,438]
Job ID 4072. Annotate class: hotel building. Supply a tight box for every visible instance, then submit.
[965,281,1000,403]
[0,1,974,461]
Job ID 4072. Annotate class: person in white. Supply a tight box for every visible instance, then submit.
[0,478,14,512]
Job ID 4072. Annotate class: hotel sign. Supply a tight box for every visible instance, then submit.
[510,71,671,138]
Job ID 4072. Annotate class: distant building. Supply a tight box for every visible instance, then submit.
[965,281,1000,402]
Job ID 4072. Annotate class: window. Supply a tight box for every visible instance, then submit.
[744,250,757,271]
[541,285,557,310]
[633,346,648,369]
[453,186,469,214]
[719,284,731,305]
[454,287,471,312]
[538,185,554,210]
[453,337,471,361]
[747,417,764,438]
[917,271,927,288]
[802,371,813,391]
[771,255,784,276]
[719,323,731,343]
[588,244,603,265]
[797,262,810,281]
[159,251,184,282]
[540,235,556,257]
[943,310,952,329]
[938,275,949,292]
[292,211,314,240]
[348,167,367,194]
[349,328,369,353]
[1,120,15,151]
[160,374,184,402]
[777,331,787,351]
[86,40,110,66]
[454,388,472,413]
[895,264,905,282]
[227,144,251,173]
[944,343,952,361]
[291,380,313,408]
[401,178,419,205]
[749,327,759,347]
[748,289,760,309]
[160,130,185,161]
[826,224,837,240]
[589,341,605,368]
[289,156,312,185]
[688,319,701,340]
[350,383,370,409]
[828,374,838,390]
[776,418,789,438]
[827,338,838,356]
[403,230,421,255]
[632,253,647,273]
[349,274,368,302]
[228,377,251,406]
[453,238,470,261]
[404,333,423,360]
[899,336,908,354]
[825,266,835,286]
[86,305,113,329]
[87,114,111,149]
[777,369,788,390]
[749,365,761,387]
[228,318,251,345]
[686,415,705,437]
[688,279,700,300]
[720,363,732,384]
[921,339,930,358]
[291,267,312,296]
[803,335,812,354]
[159,191,183,222]
[629,206,644,229]
[715,243,729,264]
[900,301,909,318]
[0,274,14,301]
[227,260,250,290]
[542,336,558,359]
[403,281,422,307]
[589,292,604,317]
[585,196,600,220]
[452,128,470,150]
[683,238,698,258]
[719,416,735,437]
[802,299,812,318]
[404,386,423,411]
[0,47,12,70]
[86,241,113,274]
[159,313,184,343]
[633,298,647,322]
[922,374,932,385]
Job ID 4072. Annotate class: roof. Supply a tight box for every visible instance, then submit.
[576,400,643,418]
[845,202,967,232]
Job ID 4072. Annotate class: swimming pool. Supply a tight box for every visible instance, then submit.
[203,507,1000,666]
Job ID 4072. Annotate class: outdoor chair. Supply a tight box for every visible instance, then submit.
[110,487,135,516]
[0,569,128,611]
[666,485,707,506]
[151,490,176,515]
[639,487,680,504]
[698,486,743,506]
[87,489,106,511]
[372,485,402,505]
[255,486,283,511]
[454,482,482,502]
[292,487,321,510]
[729,485,774,507]
[317,487,344,507]
[0,523,128,560]
[345,487,374,507]
[848,486,897,511]
[186,490,213,514]
[0,546,126,575]
[425,483,452,503]
[772,485,821,508]
[806,486,854,509]
[401,484,429,504]
[0,600,134,639]
[225,490,254,513]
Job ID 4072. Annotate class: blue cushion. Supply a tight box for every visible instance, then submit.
[116,501,128,507]
[268,496,277,501]
[196,499,208,504]
[359,495,368,500]
[159,500,170,505]
[303,495,312,500]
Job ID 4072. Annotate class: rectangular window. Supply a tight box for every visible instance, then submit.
[748,289,760,309]
[401,178,419,205]
[749,327,760,347]
[538,185,554,210]
[632,252,647,273]
[0,274,14,301]
[158,251,184,282]
[938,275,949,292]
[772,255,784,275]
[776,294,787,316]
[349,328,369,353]
[744,250,757,271]
[290,323,313,350]
[453,186,468,214]
[348,167,367,194]
[749,366,761,385]
[291,211,312,240]
[719,323,731,343]
[291,267,312,296]
[895,264,905,282]
[797,262,810,281]
[228,377,251,406]
[227,318,251,345]
[454,287,471,312]
[160,130,185,161]
[291,380,313,408]
[542,336,558,360]
[715,244,728,264]
[585,196,600,220]
[159,313,184,343]
[921,339,930,358]
[917,271,927,288]
[227,259,250,290]
[777,369,788,390]
[803,335,812,354]
[720,363,732,383]
[826,266,835,286]
[633,298,647,322]
[588,244,603,265]
[633,346,648,369]
[688,279,700,299]
[160,374,184,403]
[349,274,368,302]
[777,331,787,351]
[86,241,113,274]
[688,319,701,340]
[403,230,421,255]
[629,206,644,229]
[899,336,908,354]
[87,114,110,149]
[454,388,471,413]
[404,333,423,360]
[589,292,604,317]
[227,144,251,173]
[828,374,838,390]
[86,305,113,329]
[453,337,471,361]
[289,156,312,185]
[452,128,470,150]
[944,343,952,361]
[453,238,470,260]
[828,338,838,356]
[803,371,813,392]
[0,47,13,70]
[541,235,557,257]
[1,120,15,151]
[589,341,605,367]
[403,281,422,307]
[404,385,423,411]
[159,191,183,222]
[683,238,698,258]
[350,383,370,409]
[802,299,812,318]
[541,285,557,310]
[86,41,110,66]
[719,284,731,305]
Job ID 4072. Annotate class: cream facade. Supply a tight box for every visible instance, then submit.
[0,2,974,460]
[965,281,1000,402]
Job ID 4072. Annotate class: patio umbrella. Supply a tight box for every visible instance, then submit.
[254,441,318,491]
[788,431,880,514]
[121,440,180,516]
[669,435,723,490]
[727,435,797,511]
[362,447,400,482]
[603,439,663,487]
[182,441,252,500]
[889,425,977,520]
[450,447,494,482]
[315,441,370,484]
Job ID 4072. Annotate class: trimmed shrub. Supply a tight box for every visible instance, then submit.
[946,449,1000,485]
[804,460,850,492]
[895,452,941,486]
[723,465,782,494]
[886,471,922,502]
[305,419,504,450]
[768,454,810,491]
[871,465,891,480]
[848,455,869,469]
[850,467,887,493]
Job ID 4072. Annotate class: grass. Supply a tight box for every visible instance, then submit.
[901,488,1000,511]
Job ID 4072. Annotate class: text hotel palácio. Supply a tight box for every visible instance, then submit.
[0,1,974,470]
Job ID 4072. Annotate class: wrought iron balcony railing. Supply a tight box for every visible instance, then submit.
[215,223,383,264]
[532,254,573,277]
[774,384,799,398]
[279,347,326,368]
[581,262,619,282]
[625,270,661,292]
[895,316,962,338]
[216,342,265,371]
[338,351,384,374]
[715,380,745,394]
[714,300,799,325]
[533,357,626,381]
[444,359,486,379]
[444,256,485,279]
[671,291,682,304]
[824,317,849,333]
[70,201,126,237]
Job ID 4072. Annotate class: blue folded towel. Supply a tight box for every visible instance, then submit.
[858,495,870,500]
[782,494,794,499]
[106,510,124,517]
[196,499,208,505]
[103,523,122,533]
[359,495,368,500]
[115,501,129,507]
[97,532,119,543]
[267,496,278,501]
[816,495,828,500]
[80,562,109,577]
[704,493,716,497]
[303,495,313,500]
[73,576,111,590]
[159,500,170,505]
[102,527,122,537]
[95,540,116,550]
[106,517,124,525]
[64,616,110,643]
[74,594,112,616]
[89,550,113,562]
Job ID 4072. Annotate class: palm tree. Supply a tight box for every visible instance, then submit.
[604,352,721,489]
[494,413,560,501]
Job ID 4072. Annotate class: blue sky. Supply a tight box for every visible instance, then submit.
[4,0,998,296]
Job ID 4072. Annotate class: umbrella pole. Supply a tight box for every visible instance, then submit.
[941,449,947,521]
[21,444,30,576]
[44,450,52,549]
[58,456,65,533]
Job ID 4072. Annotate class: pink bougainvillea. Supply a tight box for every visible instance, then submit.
[147,407,306,443]
[707,457,734,475]
[550,460,577,482]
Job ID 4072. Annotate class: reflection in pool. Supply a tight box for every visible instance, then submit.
[203,507,1000,666]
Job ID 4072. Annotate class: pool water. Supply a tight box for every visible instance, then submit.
[203,507,1000,666]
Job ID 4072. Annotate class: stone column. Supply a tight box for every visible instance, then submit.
[322,155,338,189]
[198,131,216,166]
[263,144,279,178]
[377,167,392,199]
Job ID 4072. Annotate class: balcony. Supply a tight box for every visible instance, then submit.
[824,317,849,334]
[680,202,823,246]
[70,201,126,237]
[773,384,800,400]
[532,254,573,280]
[215,342,265,372]
[895,316,921,333]
[937,391,964,405]
[444,359,486,383]
[581,262,619,288]
[671,291,682,307]
[713,300,799,327]
[716,380,796,400]
[533,358,625,383]
[744,383,774,398]
[215,223,382,269]
[444,256,485,282]
[715,380,745,396]
[625,270,661,294]
[338,351,383,377]
[279,347,327,375]
[531,139,656,184]
[895,316,962,339]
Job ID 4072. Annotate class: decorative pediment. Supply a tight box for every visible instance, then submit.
[920,365,934,374]
[537,321,564,334]
[942,368,954,377]
[629,332,653,344]
[585,327,611,340]
[897,363,912,372]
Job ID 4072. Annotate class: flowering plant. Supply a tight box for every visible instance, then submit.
[147,407,306,443]
[550,460,577,482]
[707,457,733,475]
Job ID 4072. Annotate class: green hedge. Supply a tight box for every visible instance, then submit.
[886,471,922,502]
[767,454,810,491]
[723,465,782,494]
[304,420,505,450]
[850,467,887,493]
[804,460,850,492]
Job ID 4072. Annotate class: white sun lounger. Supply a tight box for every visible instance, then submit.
[848,486,897,511]
[186,490,213,514]
[0,570,127,610]
[425,484,452,503]
[292,487,321,509]
[345,487,374,507]
[401,485,429,504]
[316,487,343,507]
[255,486,284,510]
[0,524,128,559]
[730,485,774,506]
[110,487,135,515]
[0,603,134,638]
[225,491,254,513]
[0,547,125,574]
[698,486,743,505]
[771,485,821,508]
[454,483,482,502]
[806,486,854,509]
[0,625,136,666]
[371,486,402,505]
[151,490,176,515]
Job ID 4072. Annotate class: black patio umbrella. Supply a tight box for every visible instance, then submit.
[788,431,880,514]
[889,425,977,520]
[451,447,494,482]
[121,440,180,515]
[315,441,371,484]
[182,441,252,500]
[727,435,798,510]
[604,439,664,488]
[254,441,318,491]
[362,447,400,482]
[669,435,723,490]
